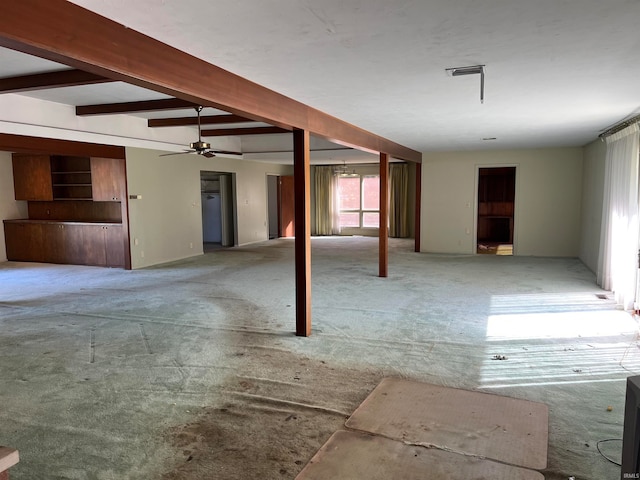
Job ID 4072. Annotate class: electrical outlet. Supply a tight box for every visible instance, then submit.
[141,250,145,258]
[189,242,193,249]
[134,238,139,246]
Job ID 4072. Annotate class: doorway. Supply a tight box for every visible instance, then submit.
[266,175,295,239]
[476,167,515,255]
[201,171,236,250]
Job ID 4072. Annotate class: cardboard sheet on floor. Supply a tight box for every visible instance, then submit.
[295,430,544,480]
[345,377,548,470]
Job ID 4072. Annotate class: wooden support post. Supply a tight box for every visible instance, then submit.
[293,129,312,336]
[379,153,389,277]
[415,162,422,253]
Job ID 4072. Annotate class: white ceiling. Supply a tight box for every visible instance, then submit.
[2,0,640,154]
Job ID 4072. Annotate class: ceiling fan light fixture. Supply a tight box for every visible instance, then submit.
[332,161,357,176]
[190,140,211,151]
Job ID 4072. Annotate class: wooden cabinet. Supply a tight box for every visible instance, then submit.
[4,222,45,262]
[12,154,126,202]
[477,167,515,243]
[82,224,124,267]
[91,157,125,201]
[7,153,129,269]
[104,225,125,267]
[12,154,54,201]
[4,221,124,268]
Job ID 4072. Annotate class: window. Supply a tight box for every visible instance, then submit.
[338,174,380,228]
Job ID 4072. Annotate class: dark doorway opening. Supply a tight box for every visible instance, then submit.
[477,167,515,255]
[201,171,236,251]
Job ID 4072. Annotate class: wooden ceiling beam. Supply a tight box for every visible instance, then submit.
[0,0,421,163]
[76,98,198,116]
[201,126,289,137]
[148,114,253,128]
[0,69,115,93]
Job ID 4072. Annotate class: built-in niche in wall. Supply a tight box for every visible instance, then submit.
[477,166,515,255]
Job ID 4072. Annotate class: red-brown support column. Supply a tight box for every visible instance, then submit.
[415,162,422,253]
[293,129,312,336]
[379,153,389,277]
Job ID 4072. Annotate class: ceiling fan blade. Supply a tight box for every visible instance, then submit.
[202,151,216,158]
[159,149,195,157]
[210,149,243,156]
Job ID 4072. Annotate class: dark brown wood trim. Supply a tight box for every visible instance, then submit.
[0,133,125,159]
[0,0,421,163]
[293,129,312,337]
[379,153,389,277]
[76,98,197,116]
[243,147,352,154]
[0,69,114,94]
[414,162,422,252]
[121,157,132,270]
[201,126,290,137]
[148,114,253,127]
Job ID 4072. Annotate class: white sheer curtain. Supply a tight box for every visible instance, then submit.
[597,123,640,310]
[314,166,341,235]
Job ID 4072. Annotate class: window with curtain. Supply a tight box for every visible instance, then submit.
[314,166,340,235]
[597,123,640,310]
[338,175,380,229]
[389,163,409,237]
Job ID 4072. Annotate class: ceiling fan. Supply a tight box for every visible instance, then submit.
[161,106,242,158]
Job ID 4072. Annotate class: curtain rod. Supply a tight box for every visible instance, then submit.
[599,114,640,139]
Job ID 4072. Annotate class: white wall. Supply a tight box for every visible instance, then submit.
[422,148,584,257]
[125,147,292,269]
[0,152,28,262]
[579,139,606,272]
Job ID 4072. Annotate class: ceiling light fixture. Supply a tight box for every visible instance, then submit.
[332,161,357,177]
[445,64,485,104]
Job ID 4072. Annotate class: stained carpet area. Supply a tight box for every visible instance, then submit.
[0,236,638,479]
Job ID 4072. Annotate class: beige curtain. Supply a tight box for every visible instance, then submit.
[314,166,340,235]
[389,163,409,238]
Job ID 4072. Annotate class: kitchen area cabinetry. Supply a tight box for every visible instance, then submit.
[12,154,54,201]
[5,152,129,268]
[91,157,125,201]
[4,221,124,267]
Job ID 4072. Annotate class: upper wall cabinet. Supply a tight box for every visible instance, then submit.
[12,154,126,202]
[12,154,54,201]
[91,157,125,201]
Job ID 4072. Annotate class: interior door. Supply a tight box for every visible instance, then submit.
[279,175,295,237]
